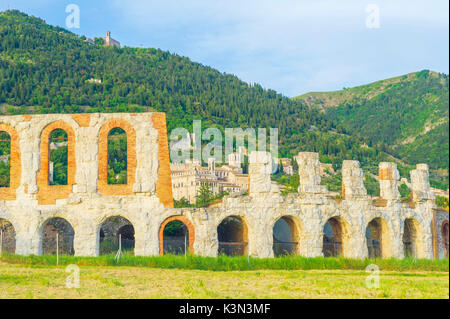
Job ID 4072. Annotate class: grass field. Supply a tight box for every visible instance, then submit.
[1,254,448,299]
[0,262,448,299]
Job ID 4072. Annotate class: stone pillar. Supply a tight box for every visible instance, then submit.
[410,164,434,202]
[345,227,367,258]
[249,151,279,195]
[342,160,367,200]
[410,164,434,259]
[15,231,39,256]
[378,162,400,201]
[295,152,327,194]
[74,222,98,256]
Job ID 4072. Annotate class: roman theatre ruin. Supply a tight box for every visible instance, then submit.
[0,113,448,259]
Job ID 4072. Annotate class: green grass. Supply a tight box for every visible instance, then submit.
[1,253,448,272]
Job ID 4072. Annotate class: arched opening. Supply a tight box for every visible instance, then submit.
[0,218,16,254]
[49,129,68,185]
[107,128,127,185]
[403,218,418,258]
[99,216,135,255]
[441,221,449,258]
[366,218,382,258]
[0,131,11,188]
[162,220,189,255]
[323,217,344,257]
[217,216,248,256]
[159,216,195,255]
[273,216,300,256]
[41,218,75,255]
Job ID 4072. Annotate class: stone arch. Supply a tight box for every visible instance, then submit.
[217,215,248,256]
[98,215,135,255]
[39,217,75,255]
[272,215,302,256]
[0,123,21,201]
[158,216,195,255]
[0,218,16,254]
[98,119,136,195]
[37,121,76,205]
[322,216,350,257]
[442,220,449,258]
[402,217,423,258]
[365,217,393,258]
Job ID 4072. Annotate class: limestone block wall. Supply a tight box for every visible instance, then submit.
[0,113,438,259]
[0,113,173,256]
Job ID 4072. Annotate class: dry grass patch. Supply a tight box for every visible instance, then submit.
[0,263,448,299]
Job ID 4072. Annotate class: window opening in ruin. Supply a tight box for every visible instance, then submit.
[107,128,127,185]
[0,131,11,188]
[49,129,68,185]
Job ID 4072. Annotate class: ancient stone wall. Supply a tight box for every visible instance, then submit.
[0,113,437,259]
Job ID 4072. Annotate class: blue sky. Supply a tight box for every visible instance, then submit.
[4,0,449,97]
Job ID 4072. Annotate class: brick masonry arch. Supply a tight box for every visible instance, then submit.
[98,119,136,196]
[0,123,21,201]
[37,121,76,205]
[159,216,195,255]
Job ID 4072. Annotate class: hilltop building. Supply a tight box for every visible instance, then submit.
[103,31,120,47]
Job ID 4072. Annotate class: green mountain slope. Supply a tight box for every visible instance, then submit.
[0,10,447,190]
[295,71,449,170]
[0,10,393,170]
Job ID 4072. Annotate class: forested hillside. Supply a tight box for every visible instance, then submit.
[296,71,449,170]
[0,10,448,190]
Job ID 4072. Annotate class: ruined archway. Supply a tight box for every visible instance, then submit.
[98,119,136,195]
[441,221,449,258]
[0,218,16,254]
[99,216,135,255]
[365,217,392,258]
[40,217,75,255]
[323,217,347,257]
[272,216,301,256]
[159,216,194,255]
[402,218,420,258]
[217,216,248,256]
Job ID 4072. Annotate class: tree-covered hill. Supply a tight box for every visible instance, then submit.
[295,71,449,171]
[0,10,447,190]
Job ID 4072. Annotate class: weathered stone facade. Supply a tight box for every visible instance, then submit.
[0,113,440,259]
